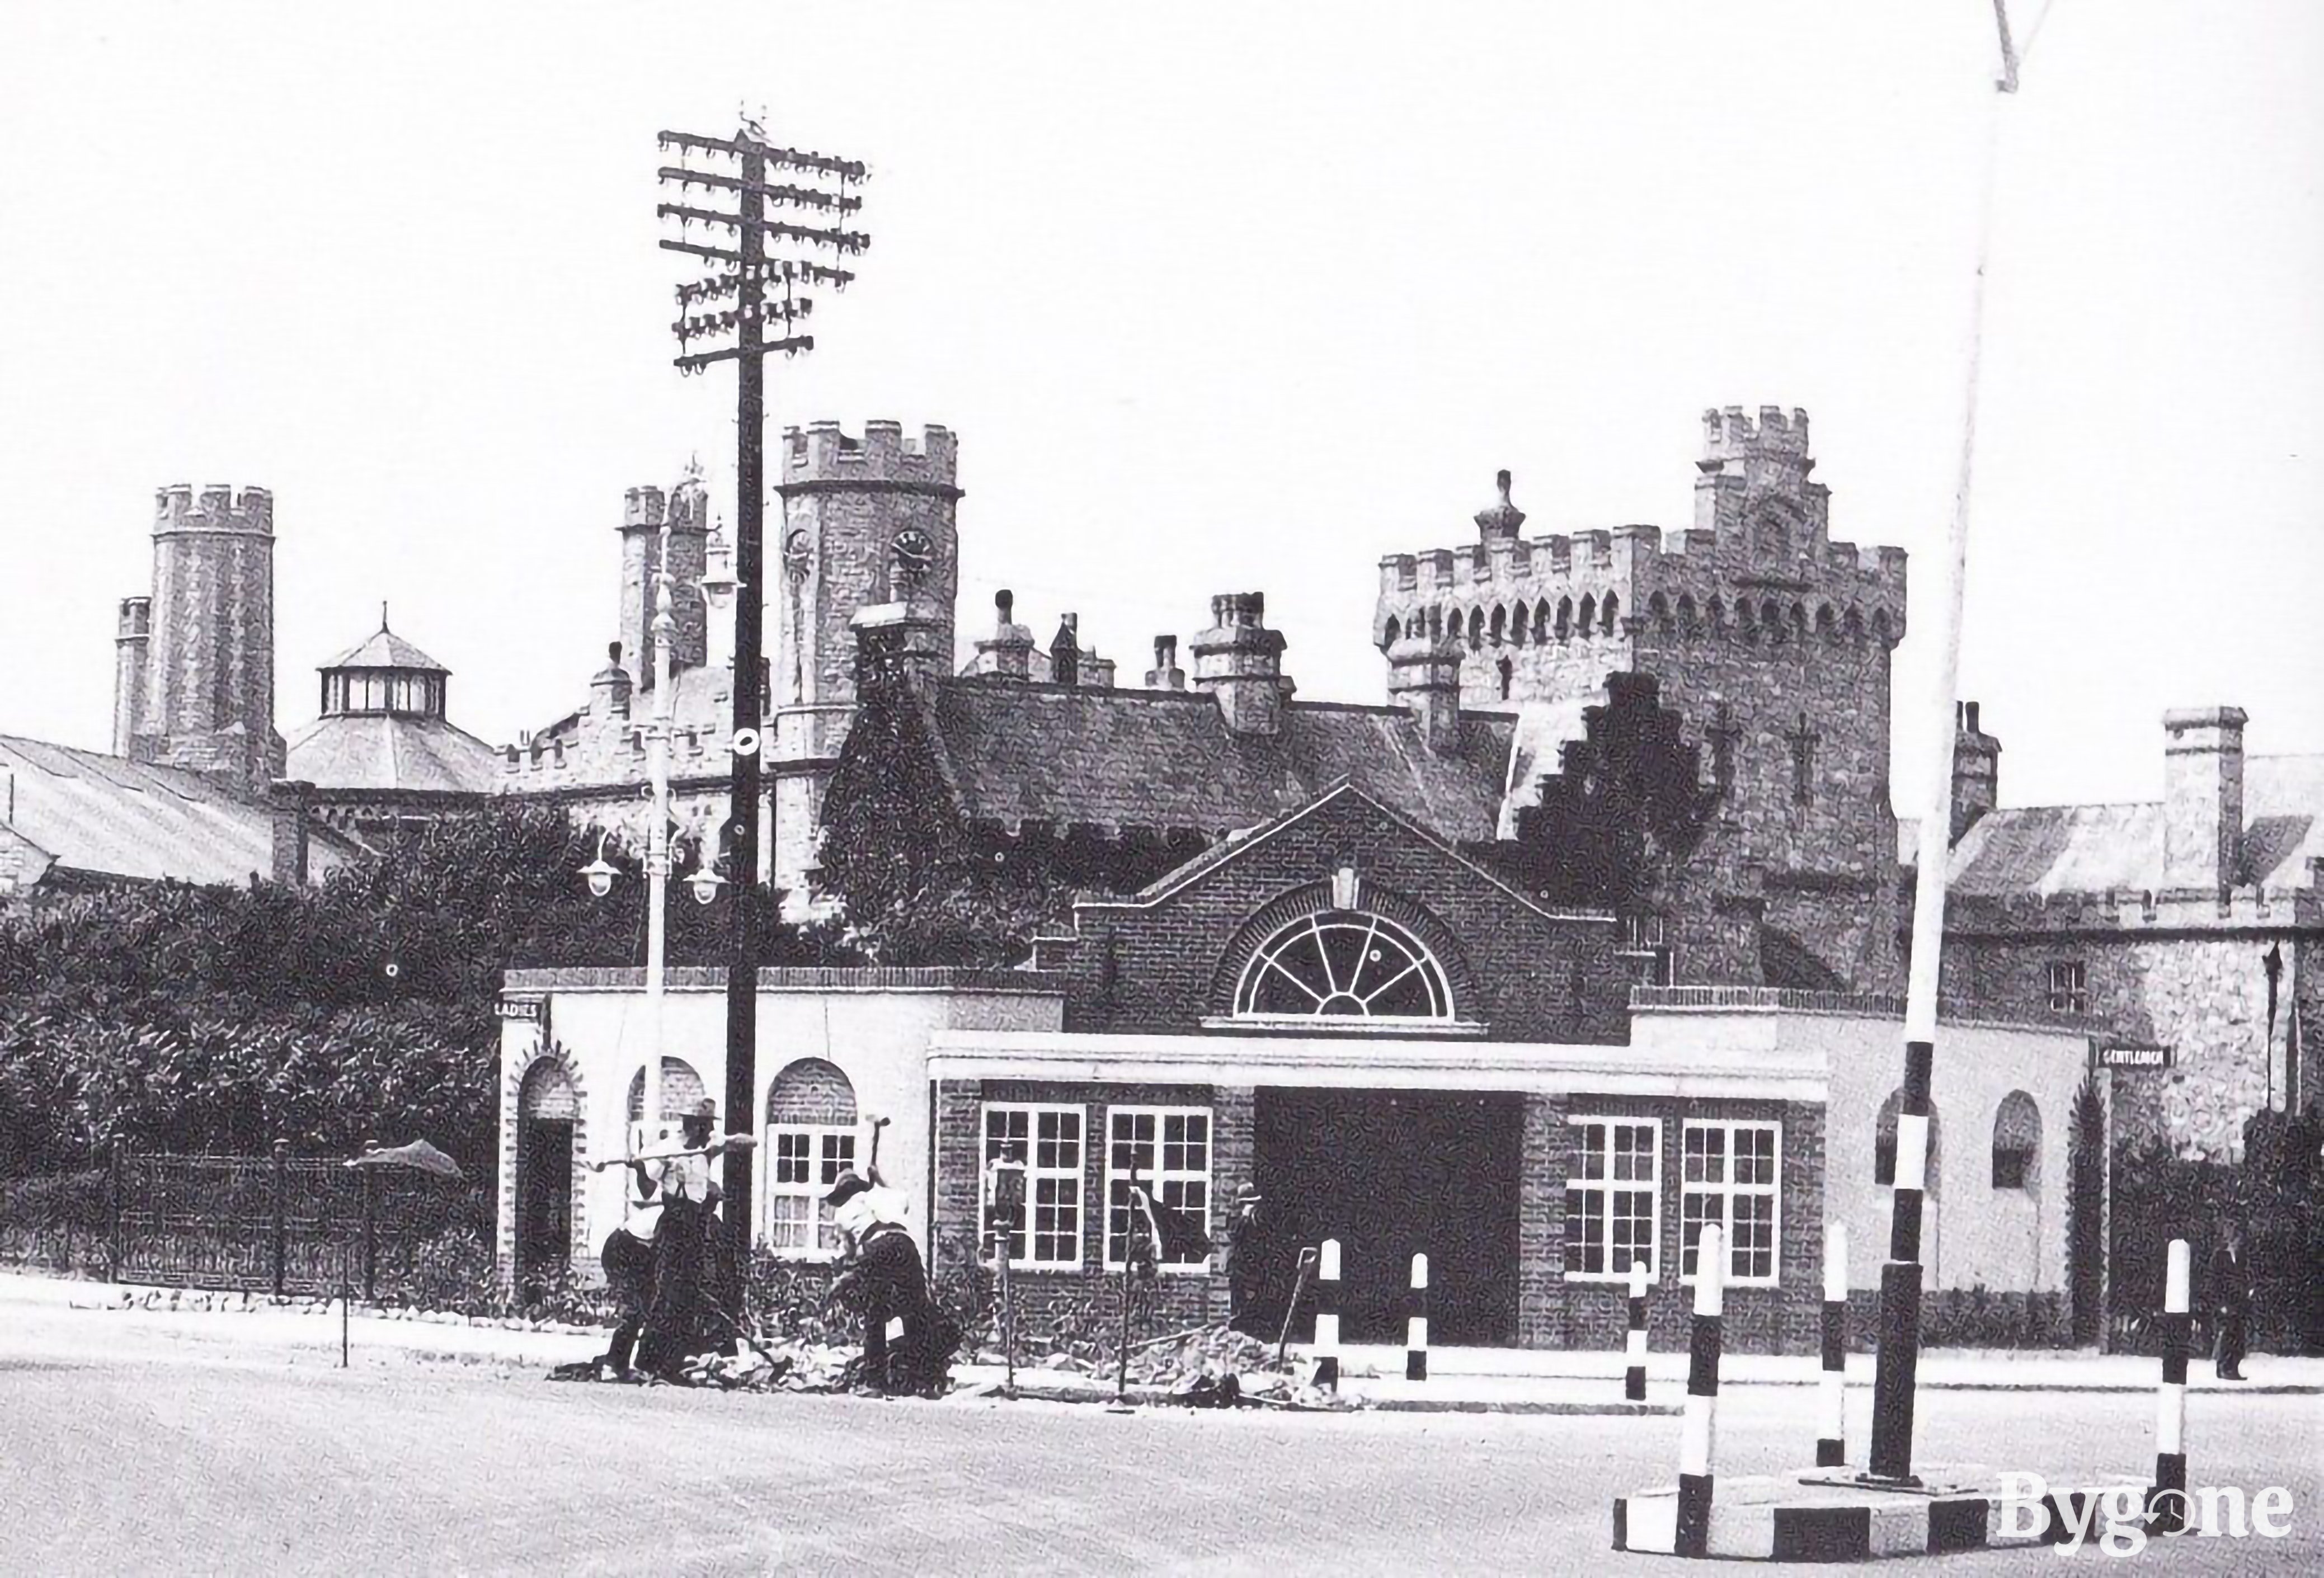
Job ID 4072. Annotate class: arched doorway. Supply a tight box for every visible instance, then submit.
[515,1058,580,1278]
[764,1058,859,1256]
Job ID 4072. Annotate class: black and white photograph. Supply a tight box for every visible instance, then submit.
[1,1,2318,1571]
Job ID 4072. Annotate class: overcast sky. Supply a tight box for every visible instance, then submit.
[2,1,2318,813]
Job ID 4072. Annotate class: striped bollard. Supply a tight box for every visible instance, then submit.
[1405,1253,1429,1381]
[1624,1257,1650,1401]
[1817,1222,1850,1467]
[2147,1239,2191,1534]
[1676,1223,1725,1561]
[1313,1238,1342,1392]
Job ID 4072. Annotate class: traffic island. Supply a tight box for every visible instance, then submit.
[1613,1468,2145,1561]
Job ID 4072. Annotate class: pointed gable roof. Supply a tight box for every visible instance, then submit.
[320,626,449,673]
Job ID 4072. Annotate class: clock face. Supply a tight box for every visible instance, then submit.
[892,528,935,578]
[782,529,812,574]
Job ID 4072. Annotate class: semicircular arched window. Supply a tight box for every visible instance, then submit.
[1234,911,1452,1021]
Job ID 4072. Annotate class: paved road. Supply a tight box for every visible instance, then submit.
[3,1307,2317,1575]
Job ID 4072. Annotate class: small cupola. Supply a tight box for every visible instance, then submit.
[317,606,454,720]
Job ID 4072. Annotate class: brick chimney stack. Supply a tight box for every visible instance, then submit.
[975,590,1036,681]
[1387,628,1463,753]
[1950,700,2000,843]
[1191,592,1292,736]
[1145,634,1186,691]
[2162,706,2247,891]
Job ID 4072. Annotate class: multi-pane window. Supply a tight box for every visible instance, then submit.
[1564,1118,1660,1280]
[1234,911,1453,1021]
[1103,1108,1212,1271]
[1680,1122,1781,1286]
[2045,961,2088,1014]
[982,1104,1084,1269]
[1621,913,1674,988]
[765,1125,855,1257]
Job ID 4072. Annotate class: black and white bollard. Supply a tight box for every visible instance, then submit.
[1817,1222,1849,1467]
[1676,1223,1725,1560]
[1406,1252,1429,1382]
[1313,1237,1342,1392]
[2147,1238,2191,1534]
[1625,1257,1650,1402]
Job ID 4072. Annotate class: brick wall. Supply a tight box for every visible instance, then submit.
[1057,789,1629,1043]
[1518,1092,1823,1356]
[937,1077,1822,1355]
[932,1078,1234,1332]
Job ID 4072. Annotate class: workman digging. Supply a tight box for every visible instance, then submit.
[572,1098,755,1384]
[826,1170,958,1397]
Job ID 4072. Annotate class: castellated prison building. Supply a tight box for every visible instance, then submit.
[2,408,2314,1353]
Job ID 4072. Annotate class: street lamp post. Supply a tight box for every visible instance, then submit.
[580,516,738,1201]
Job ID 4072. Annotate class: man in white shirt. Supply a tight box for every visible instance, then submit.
[827,1171,956,1396]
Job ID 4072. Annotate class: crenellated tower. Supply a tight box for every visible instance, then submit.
[770,420,962,913]
[128,484,284,796]
[1373,407,1909,991]
[617,464,712,689]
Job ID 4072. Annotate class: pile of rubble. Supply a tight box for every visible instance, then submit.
[681,1340,866,1393]
[991,1324,1358,1410]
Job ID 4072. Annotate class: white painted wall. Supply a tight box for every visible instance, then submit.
[1634,1008,2090,1296]
[497,977,1062,1278]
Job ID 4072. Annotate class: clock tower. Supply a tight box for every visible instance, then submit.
[769,420,962,914]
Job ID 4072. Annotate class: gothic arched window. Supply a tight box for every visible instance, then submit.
[1233,911,1452,1021]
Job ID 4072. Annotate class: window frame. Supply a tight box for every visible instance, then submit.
[980,1102,1086,1271]
[1562,1115,1663,1283]
[1678,1119,1783,1289]
[1100,1105,1215,1274]
[1230,909,1456,1025]
[2045,960,2089,1014]
[762,1122,857,1260]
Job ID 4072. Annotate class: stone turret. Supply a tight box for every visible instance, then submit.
[133,483,284,795]
[1191,592,1292,737]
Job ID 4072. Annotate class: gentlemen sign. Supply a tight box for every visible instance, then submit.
[2092,1042,2173,1073]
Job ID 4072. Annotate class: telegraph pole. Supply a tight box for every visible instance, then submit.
[657,119,869,1308]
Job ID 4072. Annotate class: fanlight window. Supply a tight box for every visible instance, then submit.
[1234,912,1451,1020]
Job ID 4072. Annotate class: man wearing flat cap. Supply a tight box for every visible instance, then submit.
[634,1097,744,1376]
[828,1170,954,1395]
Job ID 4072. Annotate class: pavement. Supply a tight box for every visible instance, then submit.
[6,1270,2320,1411]
[6,1279,2318,1575]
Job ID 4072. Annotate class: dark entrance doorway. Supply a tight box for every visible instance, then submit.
[1255,1087,1522,1345]
[515,1059,579,1279]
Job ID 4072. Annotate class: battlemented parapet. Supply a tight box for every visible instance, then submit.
[782,420,960,492]
[133,482,283,796]
[1949,883,2322,938]
[618,471,711,687]
[1371,408,1911,993]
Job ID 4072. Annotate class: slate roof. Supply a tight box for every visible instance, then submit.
[0,734,360,887]
[1902,753,2323,895]
[319,627,450,673]
[284,713,502,795]
[925,677,1519,842]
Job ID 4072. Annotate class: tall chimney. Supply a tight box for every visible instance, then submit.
[2162,707,2247,891]
[975,590,1036,680]
[1189,592,1292,736]
[1950,700,2000,843]
[1388,628,1463,753]
[1145,634,1186,691]
[112,596,152,756]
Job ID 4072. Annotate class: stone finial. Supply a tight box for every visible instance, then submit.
[1475,469,1526,544]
